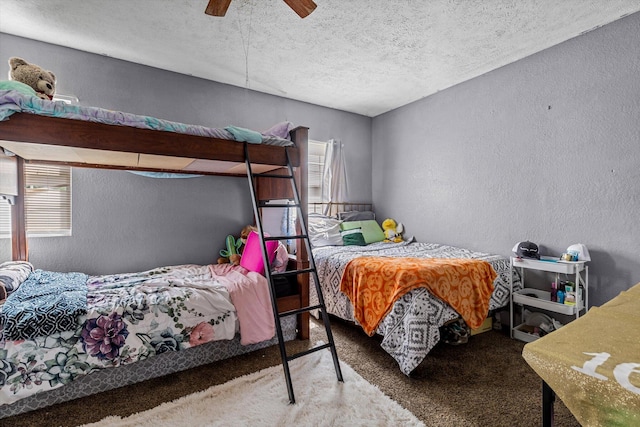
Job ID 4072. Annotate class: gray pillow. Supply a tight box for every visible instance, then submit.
[337,210,375,221]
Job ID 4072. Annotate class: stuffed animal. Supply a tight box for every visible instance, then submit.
[8,57,56,100]
[217,225,257,265]
[217,235,243,265]
[382,218,404,243]
[239,225,257,244]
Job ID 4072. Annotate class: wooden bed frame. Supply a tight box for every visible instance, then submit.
[0,113,310,340]
[0,111,311,416]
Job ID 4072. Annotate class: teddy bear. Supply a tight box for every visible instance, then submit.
[217,225,257,265]
[8,57,56,100]
[382,218,404,243]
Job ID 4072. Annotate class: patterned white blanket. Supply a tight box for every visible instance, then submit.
[310,240,520,375]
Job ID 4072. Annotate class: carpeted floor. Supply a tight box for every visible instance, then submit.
[0,317,581,427]
[76,348,424,427]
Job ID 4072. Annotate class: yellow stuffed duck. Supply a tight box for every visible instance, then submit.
[382,218,404,243]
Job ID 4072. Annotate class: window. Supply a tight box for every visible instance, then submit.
[0,164,71,238]
[308,140,327,204]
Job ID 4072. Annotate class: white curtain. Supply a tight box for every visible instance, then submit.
[321,139,349,216]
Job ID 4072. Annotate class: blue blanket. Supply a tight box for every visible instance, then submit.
[1,270,88,340]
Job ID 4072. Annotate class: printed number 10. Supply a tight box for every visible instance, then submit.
[572,352,640,395]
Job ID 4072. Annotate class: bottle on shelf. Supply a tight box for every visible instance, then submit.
[564,283,576,306]
[550,282,558,302]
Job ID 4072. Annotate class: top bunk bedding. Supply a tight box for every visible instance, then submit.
[0,89,303,176]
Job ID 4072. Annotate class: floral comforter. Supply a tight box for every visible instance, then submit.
[0,263,274,406]
[310,240,521,375]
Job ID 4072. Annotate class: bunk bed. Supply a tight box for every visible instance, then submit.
[0,89,311,418]
[307,203,521,375]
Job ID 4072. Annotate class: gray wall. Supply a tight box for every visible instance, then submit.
[372,12,640,307]
[0,33,372,274]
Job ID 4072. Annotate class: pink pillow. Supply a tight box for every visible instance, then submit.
[240,231,279,275]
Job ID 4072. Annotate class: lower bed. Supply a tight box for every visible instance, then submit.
[0,262,296,418]
[310,240,520,375]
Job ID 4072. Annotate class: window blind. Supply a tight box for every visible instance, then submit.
[0,198,9,238]
[0,164,71,238]
[308,140,326,204]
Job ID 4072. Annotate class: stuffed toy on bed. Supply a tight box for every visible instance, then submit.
[8,57,56,100]
[382,218,404,243]
[217,225,257,265]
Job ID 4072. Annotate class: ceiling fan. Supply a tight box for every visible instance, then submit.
[205,0,317,18]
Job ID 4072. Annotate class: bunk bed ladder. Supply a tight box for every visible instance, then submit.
[244,144,343,404]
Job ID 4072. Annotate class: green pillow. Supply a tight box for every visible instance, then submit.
[340,220,385,244]
[341,228,366,246]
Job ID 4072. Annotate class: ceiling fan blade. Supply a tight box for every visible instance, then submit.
[283,0,317,18]
[205,0,232,17]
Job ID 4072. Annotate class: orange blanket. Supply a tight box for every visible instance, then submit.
[340,257,497,336]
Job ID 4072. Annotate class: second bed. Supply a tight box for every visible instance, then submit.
[307,209,520,375]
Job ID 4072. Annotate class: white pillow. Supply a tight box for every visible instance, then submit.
[308,214,343,247]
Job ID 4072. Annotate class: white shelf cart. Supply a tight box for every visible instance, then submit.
[510,257,588,342]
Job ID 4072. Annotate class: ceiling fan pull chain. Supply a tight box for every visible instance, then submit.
[234,1,254,88]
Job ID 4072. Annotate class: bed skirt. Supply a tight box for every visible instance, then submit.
[0,315,297,419]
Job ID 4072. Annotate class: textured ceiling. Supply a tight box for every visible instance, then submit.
[1,0,639,117]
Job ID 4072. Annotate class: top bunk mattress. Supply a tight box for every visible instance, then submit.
[0,90,294,146]
[0,89,301,176]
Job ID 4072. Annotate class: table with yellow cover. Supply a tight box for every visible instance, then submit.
[522,282,640,426]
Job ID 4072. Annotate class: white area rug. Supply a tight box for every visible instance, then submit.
[79,346,424,427]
